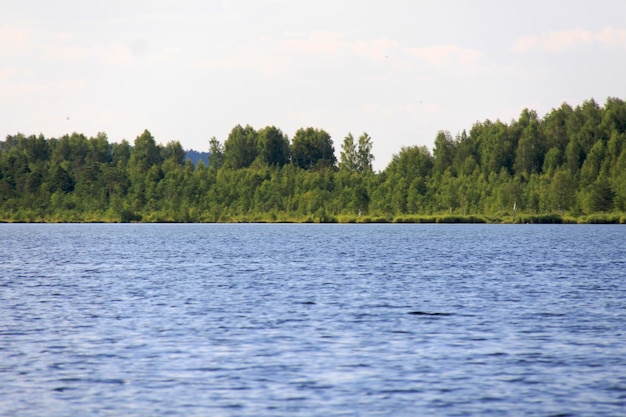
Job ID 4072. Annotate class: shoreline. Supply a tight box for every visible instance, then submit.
[1,213,624,224]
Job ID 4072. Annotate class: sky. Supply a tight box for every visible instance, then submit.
[1,1,625,171]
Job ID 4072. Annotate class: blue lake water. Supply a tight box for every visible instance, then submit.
[1,223,625,416]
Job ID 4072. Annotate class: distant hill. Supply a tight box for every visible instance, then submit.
[185,149,210,166]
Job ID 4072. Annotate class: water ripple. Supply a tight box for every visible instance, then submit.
[1,223,625,416]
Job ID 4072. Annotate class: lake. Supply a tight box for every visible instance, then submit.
[1,223,625,416]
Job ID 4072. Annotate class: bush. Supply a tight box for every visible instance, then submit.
[120,209,142,223]
[516,214,563,224]
[583,214,621,224]
[436,215,486,224]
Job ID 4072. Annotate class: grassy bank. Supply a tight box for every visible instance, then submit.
[3,210,625,224]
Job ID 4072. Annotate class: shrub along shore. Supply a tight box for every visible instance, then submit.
[1,213,624,224]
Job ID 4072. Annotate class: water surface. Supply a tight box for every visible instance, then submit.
[1,224,625,416]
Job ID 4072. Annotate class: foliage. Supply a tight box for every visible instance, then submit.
[223,125,258,169]
[1,98,626,223]
[290,127,336,170]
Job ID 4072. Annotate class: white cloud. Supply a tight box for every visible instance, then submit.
[513,26,626,53]
[198,31,484,79]
[1,76,86,100]
[595,26,626,47]
[0,22,34,58]
[404,44,481,67]
[0,20,166,70]
[36,31,159,68]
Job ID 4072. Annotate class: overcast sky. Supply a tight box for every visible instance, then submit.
[2,1,625,170]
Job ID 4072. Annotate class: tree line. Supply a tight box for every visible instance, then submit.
[1,97,625,223]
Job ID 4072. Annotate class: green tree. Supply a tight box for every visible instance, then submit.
[291,127,336,169]
[112,140,131,168]
[387,146,433,179]
[580,140,606,187]
[543,103,573,153]
[612,148,626,210]
[162,141,186,165]
[2,96,625,223]
[339,133,357,172]
[384,146,433,214]
[600,97,626,135]
[549,168,576,212]
[49,165,75,193]
[542,147,562,175]
[208,136,225,171]
[433,130,456,175]
[224,124,258,169]
[585,176,615,213]
[577,99,605,156]
[514,109,545,176]
[451,130,476,175]
[257,126,290,167]
[130,130,162,173]
[476,121,515,175]
[357,132,374,173]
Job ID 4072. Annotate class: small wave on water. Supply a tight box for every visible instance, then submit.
[1,223,625,416]
[407,311,454,316]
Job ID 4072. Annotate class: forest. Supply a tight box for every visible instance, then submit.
[1,97,626,223]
